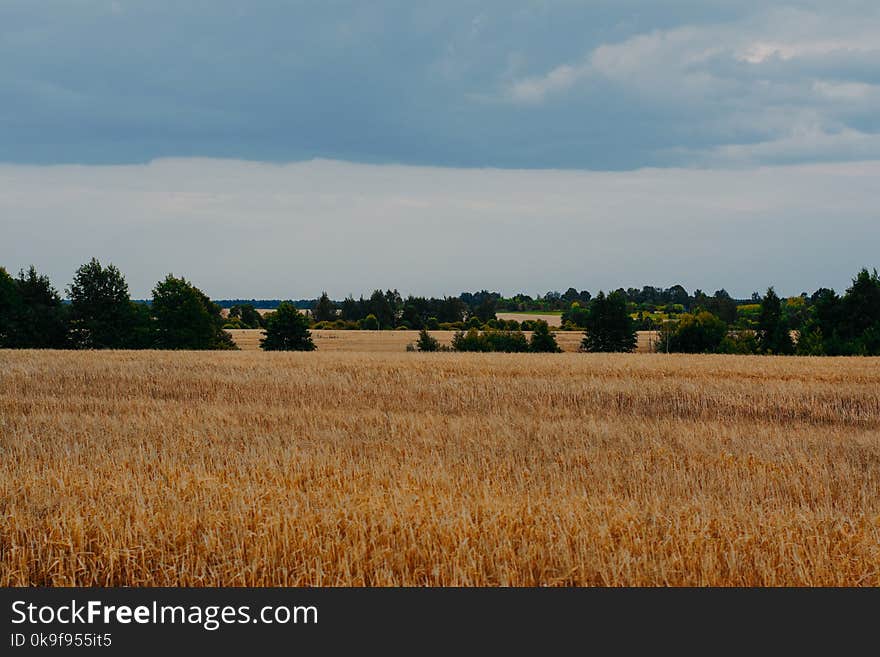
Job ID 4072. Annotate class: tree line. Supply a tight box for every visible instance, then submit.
[0,259,233,350]
[412,270,880,356]
[214,282,841,335]
[655,270,880,356]
[1,260,878,355]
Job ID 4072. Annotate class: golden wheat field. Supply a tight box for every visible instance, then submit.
[1,349,879,586]
[496,312,563,327]
[227,328,657,352]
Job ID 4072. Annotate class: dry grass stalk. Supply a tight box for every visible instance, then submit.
[1,350,878,586]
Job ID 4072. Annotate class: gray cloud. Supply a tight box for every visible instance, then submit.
[1,158,877,299]
[503,5,880,165]
[2,1,879,168]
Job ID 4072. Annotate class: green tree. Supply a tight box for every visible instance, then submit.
[561,302,590,328]
[260,302,316,351]
[367,290,395,329]
[451,328,530,352]
[451,328,489,352]
[485,329,529,352]
[581,291,637,352]
[385,289,403,323]
[152,274,235,350]
[529,320,561,353]
[312,292,337,323]
[663,311,727,353]
[757,287,794,355]
[128,301,155,349]
[798,288,844,355]
[3,266,69,348]
[697,289,738,324]
[840,268,880,355]
[340,296,360,322]
[416,328,439,352]
[795,326,826,356]
[0,267,23,347]
[474,296,497,323]
[361,313,379,330]
[67,258,145,349]
[717,330,759,355]
[783,295,810,332]
[229,304,264,329]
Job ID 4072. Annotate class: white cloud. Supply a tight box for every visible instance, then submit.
[507,64,586,104]
[502,6,880,164]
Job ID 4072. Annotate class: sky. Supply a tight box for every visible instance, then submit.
[1,1,878,298]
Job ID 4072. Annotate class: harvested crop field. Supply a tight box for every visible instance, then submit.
[496,312,563,327]
[1,350,879,586]
[227,328,657,352]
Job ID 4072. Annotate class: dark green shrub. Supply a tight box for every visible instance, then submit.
[260,302,316,351]
[416,328,440,352]
[529,320,562,353]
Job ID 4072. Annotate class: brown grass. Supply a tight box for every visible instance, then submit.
[497,312,563,327]
[227,328,657,353]
[1,350,879,586]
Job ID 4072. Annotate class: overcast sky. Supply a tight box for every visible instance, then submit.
[2,1,878,298]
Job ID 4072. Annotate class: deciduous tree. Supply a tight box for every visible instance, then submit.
[152,274,235,350]
[67,258,145,349]
[663,311,727,353]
